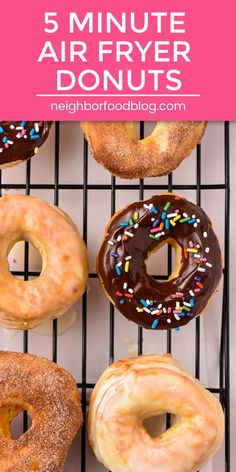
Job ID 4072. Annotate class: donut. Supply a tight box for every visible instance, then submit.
[88,354,224,472]
[80,121,207,179]
[97,193,222,330]
[0,351,82,472]
[0,194,88,330]
[8,241,78,336]
[0,122,52,169]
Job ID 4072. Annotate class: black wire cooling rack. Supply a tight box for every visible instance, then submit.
[0,122,230,472]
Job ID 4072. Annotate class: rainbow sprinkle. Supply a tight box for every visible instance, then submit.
[0,122,45,155]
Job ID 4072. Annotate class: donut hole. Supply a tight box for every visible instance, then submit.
[0,403,32,440]
[10,410,32,440]
[8,240,43,279]
[143,413,173,438]
[140,122,157,139]
[146,238,180,281]
[133,122,156,139]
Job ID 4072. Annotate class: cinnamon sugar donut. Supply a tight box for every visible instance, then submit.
[88,354,224,472]
[0,351,82,472]
[80,121,207,179]
[97,193,222,330]
[0,122,52,169]
[0,194,88,330]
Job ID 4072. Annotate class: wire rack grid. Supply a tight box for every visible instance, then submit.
[0,121,230,472]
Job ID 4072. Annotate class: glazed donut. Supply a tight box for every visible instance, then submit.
[0,122,52,169]
[0,194,88,330]
[88,354,224,472]
[0,351,82,472]
[80,121,207,179]
[97,193,222,330]
[8,242,79,336]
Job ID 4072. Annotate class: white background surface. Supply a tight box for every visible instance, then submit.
[0,122,235,471]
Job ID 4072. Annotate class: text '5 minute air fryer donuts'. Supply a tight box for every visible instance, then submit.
[0,195,88,330]
[88,355,224,472]
[81,121,207,179]
[97,193,222,330]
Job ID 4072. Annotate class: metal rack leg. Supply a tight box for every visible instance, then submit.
[195,143,201,380]
[138,122,145,356]
[52,121,60,362]
[81,137,88,472]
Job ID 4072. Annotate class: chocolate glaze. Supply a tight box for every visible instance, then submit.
[0,122,52,167]
[98,194,222,330]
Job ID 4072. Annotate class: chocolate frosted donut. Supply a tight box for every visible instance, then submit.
[0,121,52,168]
[98,194,222,330]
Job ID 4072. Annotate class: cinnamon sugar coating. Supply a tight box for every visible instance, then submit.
[81,121,207,179]
[0,351,82,472]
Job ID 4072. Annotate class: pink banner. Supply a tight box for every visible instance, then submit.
[0,0,235,120]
